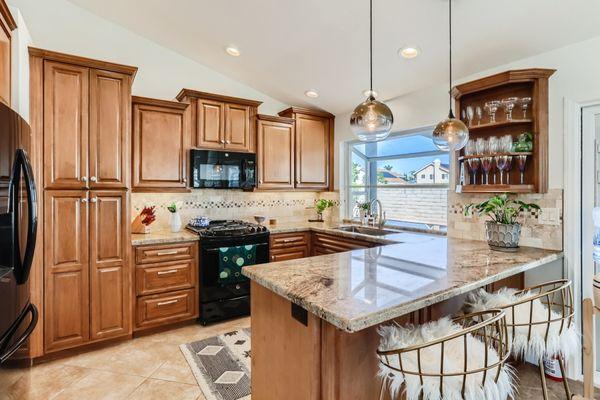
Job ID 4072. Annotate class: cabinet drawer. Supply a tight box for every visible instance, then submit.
[135,242,195,265]
[270,246,309,262]
[311,232,374,254]
[270,232,310,249]
[136,260,195,296]
[136,289,196,329]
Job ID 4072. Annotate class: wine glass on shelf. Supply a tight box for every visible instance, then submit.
[461,109,466,122]
[517,154,528,184]
[464,139,478,184]
[466,106,474,127]
[488,136,500,184]
[519,97,532,119]
[501,135,513,184]
[484,100,501,123]
[476,106,483,125]
[501,97,518,121]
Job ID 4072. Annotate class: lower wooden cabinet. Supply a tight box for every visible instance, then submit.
[44,190,130,352]
[133,241,199,331]
[269,232,311,262]
[311,232,376,255]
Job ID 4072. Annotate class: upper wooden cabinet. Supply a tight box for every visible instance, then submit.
[0,1,15,106]
[176,89,261,153]
[257,115,295,190]
[32,48,137,190]
[278,107,334,191]
[132,96,189,192]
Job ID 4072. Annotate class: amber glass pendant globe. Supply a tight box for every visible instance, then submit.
[350,96,394,142]
[432,115,469,151]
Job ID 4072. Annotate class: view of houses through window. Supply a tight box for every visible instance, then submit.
[348,128,449,230]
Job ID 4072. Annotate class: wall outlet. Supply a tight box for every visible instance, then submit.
[538,208,560,225]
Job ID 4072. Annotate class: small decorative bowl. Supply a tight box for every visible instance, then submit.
[254,215,266,225]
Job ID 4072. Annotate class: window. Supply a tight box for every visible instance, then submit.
[347,127,449,230]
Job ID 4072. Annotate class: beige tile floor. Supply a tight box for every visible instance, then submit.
[0,315,595,400]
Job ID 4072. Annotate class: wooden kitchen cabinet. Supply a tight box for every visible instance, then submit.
[311,232,376,256]
[278,107,334,191]
[176,89,261,153]
[44,190,90,352]
[0,2,16,106]
[257,115,295,190]
[132,96,189,191]
[89,190,130,340]
[269,232,311,262]
[39,51,136,190]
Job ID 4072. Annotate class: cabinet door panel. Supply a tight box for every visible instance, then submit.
[90,190,130,340]
[257,119,294,189]
[225,103,250,152]
[44,190,89,352]
[0,23,10,106]
[43,61,89,189]
[196,99,224,149]
[89,70,130,189]
[296,115,329,189]
[132,103,188,189]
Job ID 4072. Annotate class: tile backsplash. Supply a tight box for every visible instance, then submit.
[131,190,340,229]
[447,189,563,250]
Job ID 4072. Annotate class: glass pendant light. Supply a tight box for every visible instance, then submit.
[433,0,468,151]
[350,0,393,142]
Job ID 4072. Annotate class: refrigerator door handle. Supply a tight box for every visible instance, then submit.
[0,303,38,363]
[11,149,37,284]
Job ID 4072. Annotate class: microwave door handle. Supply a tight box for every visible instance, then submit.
[12,150,38,284]
[0,303,38,363]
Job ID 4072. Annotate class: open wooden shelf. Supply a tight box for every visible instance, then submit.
[459,184,535,194]
[467,119,532,132]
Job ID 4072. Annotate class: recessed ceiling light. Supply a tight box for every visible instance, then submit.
[398,46,420,59]
[363,89,378,98]
[304,90,319,98]
[225,46,241,57]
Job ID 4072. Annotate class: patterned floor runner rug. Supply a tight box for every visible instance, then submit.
[180,328,251,400]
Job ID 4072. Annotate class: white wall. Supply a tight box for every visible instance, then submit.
[335,35,600,191]
[8,0,288,115]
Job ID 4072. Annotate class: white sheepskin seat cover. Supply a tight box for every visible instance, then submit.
[465,287,578,361]
[378,318,515,400]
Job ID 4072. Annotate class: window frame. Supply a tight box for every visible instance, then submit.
[345,126,449,226]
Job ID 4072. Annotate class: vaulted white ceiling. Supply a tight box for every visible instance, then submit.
[67,0,600,114]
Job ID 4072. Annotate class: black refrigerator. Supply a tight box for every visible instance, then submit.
[0,102,38,364]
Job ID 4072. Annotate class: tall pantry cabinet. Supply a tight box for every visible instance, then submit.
[29,48,137,353]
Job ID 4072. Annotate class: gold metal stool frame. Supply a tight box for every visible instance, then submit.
[496,279,575,399]
[376,309,511,400]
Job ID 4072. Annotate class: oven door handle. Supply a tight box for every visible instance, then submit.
[0,303,38,363]
[204,242,269,253]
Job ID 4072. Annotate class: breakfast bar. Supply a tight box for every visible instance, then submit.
[242,234,562,400]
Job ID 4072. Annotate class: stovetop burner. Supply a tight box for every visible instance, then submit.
[187,219,268,237]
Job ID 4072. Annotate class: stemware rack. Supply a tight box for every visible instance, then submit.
[452,68,555,194]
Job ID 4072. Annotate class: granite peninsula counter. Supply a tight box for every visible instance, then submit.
[243,235,562,400]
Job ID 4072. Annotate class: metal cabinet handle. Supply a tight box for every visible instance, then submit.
[157,299,178,307]
[271,255,275,260]
[81,198,88,203]
[156,250,179,256]
[220,139,225,144]
[157,269,178,275]
[90,176,97,182]
[183,178,187,183]
[225,140,231,144]
[81,176,88,182]
[282,239,297,243]
[90,198,97,203]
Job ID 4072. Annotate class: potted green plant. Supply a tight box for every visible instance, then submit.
[464,193,540,252]
[314,199,335,222]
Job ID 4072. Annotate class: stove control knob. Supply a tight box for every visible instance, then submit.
[250,227,257,233]
[235,284,241,290]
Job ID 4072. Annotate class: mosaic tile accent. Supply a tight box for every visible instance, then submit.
[447,189,563,251]
[131,190,340,230]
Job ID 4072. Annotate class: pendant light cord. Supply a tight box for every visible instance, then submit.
[448,0,454,118]
[369,0,373,94]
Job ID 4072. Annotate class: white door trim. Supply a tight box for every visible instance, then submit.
[564,97,600,381]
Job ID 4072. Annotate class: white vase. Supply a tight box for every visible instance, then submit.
[170,212,182,232]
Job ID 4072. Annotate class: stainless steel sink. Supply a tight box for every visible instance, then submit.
[335,226,397,236]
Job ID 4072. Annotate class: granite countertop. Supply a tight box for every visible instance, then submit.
[242,235,563,333]
[131,229,199,246]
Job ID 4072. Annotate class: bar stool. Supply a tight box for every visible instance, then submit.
[377,309,514,400]
[465,279,577,400]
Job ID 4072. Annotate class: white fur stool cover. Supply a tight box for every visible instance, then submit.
[465,287,578,361]
[378,317,515,400]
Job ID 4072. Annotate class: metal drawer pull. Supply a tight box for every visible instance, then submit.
[282,239,299,243]
[157,269,178,275]
[156,250,179,256]
[157,299,179,307]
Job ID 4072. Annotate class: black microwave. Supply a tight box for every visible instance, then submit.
[190,149,256,189]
